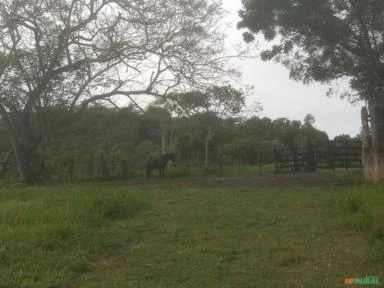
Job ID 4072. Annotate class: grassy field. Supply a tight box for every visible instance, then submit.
[0,173,383,287]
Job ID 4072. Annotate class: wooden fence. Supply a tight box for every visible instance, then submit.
[274,140,362,172]
[0,140,363,181]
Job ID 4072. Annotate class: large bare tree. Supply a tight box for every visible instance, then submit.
[0,0,232,184]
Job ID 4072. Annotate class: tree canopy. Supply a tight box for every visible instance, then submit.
[238,0,384,102]
[0,0,229,112]
[237,0,384,182]
[0,0,231,184]
[0,103,330,179]
[154,85,246,117]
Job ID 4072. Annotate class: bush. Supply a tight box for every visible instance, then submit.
[166,166,192,178]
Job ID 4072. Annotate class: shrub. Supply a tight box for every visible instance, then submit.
[166,166,192,178]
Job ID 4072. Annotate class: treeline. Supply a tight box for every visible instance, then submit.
[0,105,333,180]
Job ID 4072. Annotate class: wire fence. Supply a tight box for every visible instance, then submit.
[0,140,362,183]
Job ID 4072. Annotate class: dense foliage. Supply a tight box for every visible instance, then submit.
[0,0,230,184]
[238,0,384,182]
[0,105,330,180]
[238,0,384,101]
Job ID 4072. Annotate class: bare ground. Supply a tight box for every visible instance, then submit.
[95,171,362,190]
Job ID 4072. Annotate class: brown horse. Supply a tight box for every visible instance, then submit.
[146,153,176,178]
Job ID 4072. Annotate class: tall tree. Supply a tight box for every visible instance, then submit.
[238,0,384,182]
[303,114,315,128]
[142,106,176,154]
[0,0,230,184]
[155,85,245,169]
[157,85,246,117]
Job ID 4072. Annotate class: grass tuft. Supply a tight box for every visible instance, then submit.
[90,196,148,220]
[41,226,76,251]
[337,184,384,252]
[277,255,306,267]
[343,195,365,214]
[370,209,384,243]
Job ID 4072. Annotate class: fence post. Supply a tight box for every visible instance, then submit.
[87,155,94,180]
[328,142,336,171]
[121,160,128,179]
[68,157,75,181]
[274,149,280,173]
[306,139,316,172]
[219,146,224,177]
[345,140,349,170]
[98,154,109,180]
[256,151,263,176]
[292,146,300,172]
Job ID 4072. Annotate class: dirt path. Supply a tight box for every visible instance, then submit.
[96,171,362,190]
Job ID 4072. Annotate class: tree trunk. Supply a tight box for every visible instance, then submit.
[219,145,224,176]
[15,128,43,184]
[205,140,209,171]
[0,108,43,185]
[362,101,384,182]
[306,139,316,172]
[361,107,374,180]
[204,126,215,172]
[169,129,177,152]
[161,132,167,154]
[12,135,42,185]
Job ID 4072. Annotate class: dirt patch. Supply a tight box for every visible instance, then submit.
[94,171,362,190]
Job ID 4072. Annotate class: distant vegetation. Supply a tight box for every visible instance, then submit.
[0,104,338,182]
[0,0,235,185]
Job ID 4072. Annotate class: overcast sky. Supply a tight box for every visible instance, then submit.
[222,0,362,139]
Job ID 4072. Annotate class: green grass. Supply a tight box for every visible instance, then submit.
[0,187,151,288]
[0,182,383,287]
